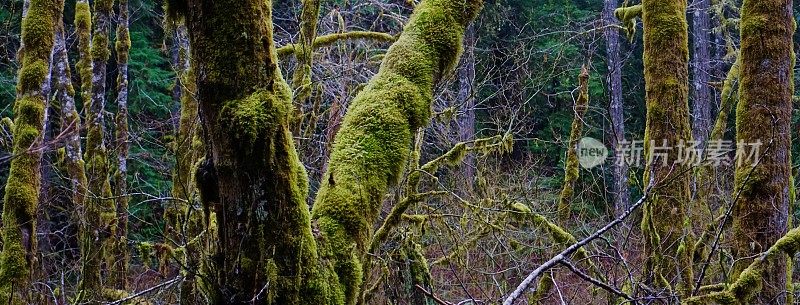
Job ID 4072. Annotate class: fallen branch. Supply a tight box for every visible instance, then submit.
[559,259,636,303]
[415,284,453,305]
[501,178,653,305]
[105,276,182,305]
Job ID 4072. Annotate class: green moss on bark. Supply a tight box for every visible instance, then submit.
[639,0,695,296]
[0,0,58,303]
[557,66,589,221]
[729,0,794,302]
[311,0,483,303]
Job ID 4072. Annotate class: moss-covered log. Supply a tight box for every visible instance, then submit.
[557,66,589,221]
[730,0,794,301]
[311,0,483,303]
[0,0,58,303]
[639,0,694,296]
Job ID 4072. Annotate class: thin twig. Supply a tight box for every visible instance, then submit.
[415,284,453,305]
[559,259,637,304]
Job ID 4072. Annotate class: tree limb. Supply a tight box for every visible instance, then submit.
[502,177,654,305]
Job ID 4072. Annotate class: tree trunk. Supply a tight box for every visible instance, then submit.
[55,0,88,224]
[731,0,794,301]
[179,0,482,303]
[603,0,629,216]
[311,0,483,303]
[639,0,694,297]
[165,20,205,305]
[0,0,58,303]
[110,0,131,290]
[557,66,589,221]
[456,24,476,191]
[691,0,712,147]
[78,0,115,301]
[181,0,339,303]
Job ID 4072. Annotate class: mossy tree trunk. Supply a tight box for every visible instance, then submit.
[55,0,87,214]
[179,0,482,303]
[0,0,58,303]
[557,66,589,221]
[165,22,192,241]
[639,0,695,296]
[311,0,483,303]
[78,0,116,301]
[165,19,204,304]
[731,0,794,301]
[181,0,340,303]
[110,0,131,290]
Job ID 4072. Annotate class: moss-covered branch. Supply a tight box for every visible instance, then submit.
[0,0,58,303]
[311,0,483,302]
[277,31,396,58]
[289,0,321,135]
[684,228,800,304]
[614,4,641,42]
[557,66,589,221]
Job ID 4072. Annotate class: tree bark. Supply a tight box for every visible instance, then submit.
[0,0,58,303]
[691,0,712,147]
[731,0,794,302]
[110,0,131,290]
[78,0,116,301]
[311,0,483,303]
[456,24,476,191]
[557,67,589,221]
[603,0,629,216]
[54,0,88,224]
[639,0,695,296]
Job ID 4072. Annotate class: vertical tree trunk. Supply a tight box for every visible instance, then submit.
[456,24,476,191]
[639,0,694,296]
[181,0,339,303]
[110,0,131,290]
[603,0,629,216]
[165,20,204,304]
[0,0,58,303]
[55,0,87,219]
[78,0,115,302]
[731,0,794,301]
[691,0,712,146]
[165,23,191,243]
[557,66,589,221]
